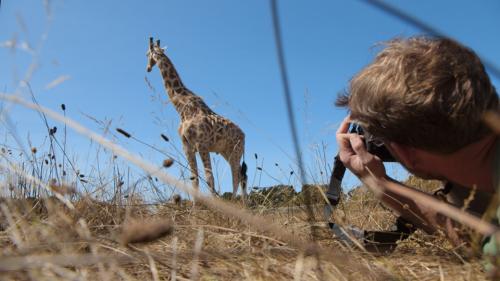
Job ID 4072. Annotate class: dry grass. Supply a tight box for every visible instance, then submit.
[0,59,491,281]
[0,179,490,280]
[0,96,489,280]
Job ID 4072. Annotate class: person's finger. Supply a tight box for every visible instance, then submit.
[337,134,354,154]
[337,133,355,163]
[349,134,373,165]
[336,116,351,135]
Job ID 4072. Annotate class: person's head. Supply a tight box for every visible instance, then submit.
[338,36,498,155]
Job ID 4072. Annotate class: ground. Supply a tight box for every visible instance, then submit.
[0,176,490,280]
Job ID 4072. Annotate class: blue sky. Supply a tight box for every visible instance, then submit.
[1,0,499,197]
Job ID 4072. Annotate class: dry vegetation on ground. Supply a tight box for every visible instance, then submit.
[0,177,489,280]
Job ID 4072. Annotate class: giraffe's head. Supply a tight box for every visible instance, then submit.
[146,37,164,72]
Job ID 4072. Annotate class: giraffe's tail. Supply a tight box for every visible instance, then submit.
[240,161,248,189]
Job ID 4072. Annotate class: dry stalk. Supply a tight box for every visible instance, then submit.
[0,253,134,272]
[176,224,286,246]
[461,186,477,212]
[0,203,24,249]
[293,252,305,281]
[146,250,160,281]
[172,236,178,281]
[439,264,444,281]
[190,228,204,281]
[77,218,109,281]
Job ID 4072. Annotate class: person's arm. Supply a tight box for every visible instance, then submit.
[365,175,462,244]
[335,117,472,243]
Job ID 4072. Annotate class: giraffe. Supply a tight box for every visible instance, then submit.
[146,37,248,201]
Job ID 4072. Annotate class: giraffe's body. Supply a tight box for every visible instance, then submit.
[146,38,247,199]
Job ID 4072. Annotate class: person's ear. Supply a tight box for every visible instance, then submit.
[387,142,416,170]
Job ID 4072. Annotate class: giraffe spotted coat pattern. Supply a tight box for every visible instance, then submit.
[146,37,247,200]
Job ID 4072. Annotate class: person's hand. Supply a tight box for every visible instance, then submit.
[336,117,386,181]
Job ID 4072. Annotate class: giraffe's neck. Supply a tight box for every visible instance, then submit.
[156,55,213,120]
[157,55,187,99]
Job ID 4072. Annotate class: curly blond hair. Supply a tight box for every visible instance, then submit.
[337,36,498,153]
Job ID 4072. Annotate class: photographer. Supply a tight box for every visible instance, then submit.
[336,37,499,270]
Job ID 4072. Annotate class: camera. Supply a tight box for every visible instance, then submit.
[348,123,395,162]
[326,123,395,206]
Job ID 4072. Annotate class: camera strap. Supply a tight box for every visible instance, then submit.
[324,174,417,249]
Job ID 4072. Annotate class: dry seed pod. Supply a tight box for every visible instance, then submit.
[116,128,131,138]
[172,194,181,205]
[49,126,57,135]
[49,178,57,188]
[162,158,174,168]
[160,134,169,142]
[49,179,76,195]
[120,219,174,245]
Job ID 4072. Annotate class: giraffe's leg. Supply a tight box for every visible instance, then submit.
[199,151,217,196]
[229,158,243,201]
[182,139,199,193]
[223,140,246,202]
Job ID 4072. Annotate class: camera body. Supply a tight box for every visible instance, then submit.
[348,123,395,162]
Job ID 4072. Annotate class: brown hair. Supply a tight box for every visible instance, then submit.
[337,36,498,153]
